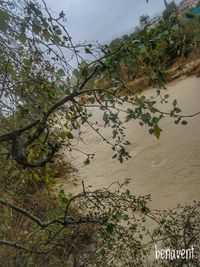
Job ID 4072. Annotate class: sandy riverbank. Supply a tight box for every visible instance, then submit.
[64,75,200,210]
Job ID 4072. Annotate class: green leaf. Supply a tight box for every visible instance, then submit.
[85,47,92,54]
[17,33,26,44]
[149,128,154,135]
[60,131,67,140]
[0,10,10,32]
[181,120,188,125]
[154,124,162,139]
[58,189,69,204]
[52,34,61,44]
[23,58,31,66]
[28,3,42,16]
[32,20,42,34]
[88,97,95,104]
[42,29,51,41]
[61,196,70,204]
[55,28,62,35]
[173,99,177,107]
[118,156,123,163]
[101,248,106,256]
[165,94,169,99]
[195,34,200,42]
[103,112,108,124]
[66,132,73,139]
[84,158,90,165]
[80,62,89,77]
[12,170,20,177]
[57,68,65,77]
[112,154,117,159]
[174,107,181,113]
[106,223,114,234]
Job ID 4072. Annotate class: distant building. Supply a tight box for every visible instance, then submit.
[178,0,198,16]
[191,6,200,15]
[148,16,164,29]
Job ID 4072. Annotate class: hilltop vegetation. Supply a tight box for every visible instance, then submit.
[75,5,200,92]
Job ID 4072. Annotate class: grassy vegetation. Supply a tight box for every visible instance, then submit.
[89,15,200,92]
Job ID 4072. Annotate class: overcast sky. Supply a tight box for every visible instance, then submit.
[41,0,182,44]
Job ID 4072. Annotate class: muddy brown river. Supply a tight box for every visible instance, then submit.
[64,76,200,209]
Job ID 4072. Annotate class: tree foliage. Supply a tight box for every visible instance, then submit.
[163,1,177,21]
[0,0,200,266]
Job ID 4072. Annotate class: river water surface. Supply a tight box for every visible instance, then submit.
[64,76,200,209]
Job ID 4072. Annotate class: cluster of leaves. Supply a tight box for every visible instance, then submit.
[1,0,199,167]
[0,154,72,266]
[0,176,199,267]
[162,1,176,21]
[105,10,200,83]
[0,0,200,266]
